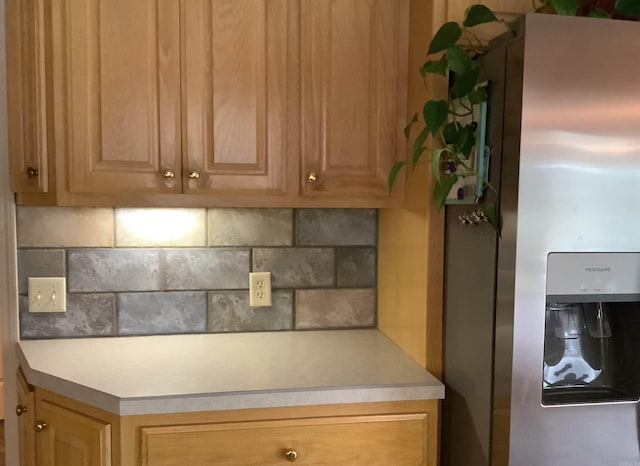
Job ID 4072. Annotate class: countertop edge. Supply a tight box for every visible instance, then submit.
[17,331,445,416]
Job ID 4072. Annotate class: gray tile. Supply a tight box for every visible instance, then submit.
[336,247,376,288]
[17,249,66,294]
[296,209,377,246]
[208,290,293,332]
[295,289,376,329]
[17,206,114,247]
[20,294,116,339]
[164,249,250,290]
[253,248,334,288]
[208,208,293,246]
[115,208,206,247]
[68,249,161,292]
[118,291,207,335]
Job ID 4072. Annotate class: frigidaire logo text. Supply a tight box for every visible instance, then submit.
[585,267,611,272]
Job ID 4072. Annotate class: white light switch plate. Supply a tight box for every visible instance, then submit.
[28,277,66,313]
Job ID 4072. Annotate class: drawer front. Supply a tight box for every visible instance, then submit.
[141,413,428,466]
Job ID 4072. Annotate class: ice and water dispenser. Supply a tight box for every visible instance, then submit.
[543,253,640,406]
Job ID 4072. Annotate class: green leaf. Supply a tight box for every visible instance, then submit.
[412,146,427,170]
[615,0,640,16]
[446,45,472,74]
[587,7,611,18]
[550,0,578,15]
[484,203,502,235]
[451,68,481,99]
[420,55,448,77]
[460,125,476,158]
[404,113,419,139]
[433,174,458,210]
[468,87,488,105]
[423,100,448,136]
[463,5,499,27]
[388,161,406,194]
[411,126,429,169]
[443,122,462,145]
[431,148,450,183]
[428,22,462,55]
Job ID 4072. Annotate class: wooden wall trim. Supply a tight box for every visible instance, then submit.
[0,0,21,463]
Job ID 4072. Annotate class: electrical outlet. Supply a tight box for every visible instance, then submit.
[28,277,67,313]
[249,272,272,307]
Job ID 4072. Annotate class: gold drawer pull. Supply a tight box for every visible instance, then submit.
[188,170,201,180]
[306,172,317,183]
[16,404,27,416]
[34,421,47,432]
[283,449,298,462]
[26,167,39,178]
[162,169,175,180]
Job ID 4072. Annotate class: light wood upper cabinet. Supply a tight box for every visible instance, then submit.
[7,0,410,206]
[182,0,296,196]
[35,399,111,466]
[300,0,409,198]
[52,0,181,195]
[6,0,49,194]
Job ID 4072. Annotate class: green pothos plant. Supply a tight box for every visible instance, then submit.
[389,0,640,233]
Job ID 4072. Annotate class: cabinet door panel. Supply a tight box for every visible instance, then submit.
[141,413,428,465]
[301,0,408,198]
[6,0,49,193]
[54,0,181,194]
[17,369,36,466]
[183,0,293,195]
[36,400,111,466]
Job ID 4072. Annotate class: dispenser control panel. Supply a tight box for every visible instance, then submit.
[547,252,640,298]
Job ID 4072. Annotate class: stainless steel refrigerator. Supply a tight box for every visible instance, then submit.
[443,13,640,466]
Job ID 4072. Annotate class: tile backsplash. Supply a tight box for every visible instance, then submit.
[17,207,377,339]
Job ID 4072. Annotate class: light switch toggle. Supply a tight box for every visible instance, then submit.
[28,277,67,313]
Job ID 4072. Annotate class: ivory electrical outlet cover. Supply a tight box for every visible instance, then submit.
[28,277,67,313]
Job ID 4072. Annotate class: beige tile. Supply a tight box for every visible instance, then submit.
[295,289,376,329]
[208,208,293,246]
[115,208,206,247]
[17,207,114,248]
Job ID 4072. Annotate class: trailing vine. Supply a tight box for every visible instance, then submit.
[389,1,640,233]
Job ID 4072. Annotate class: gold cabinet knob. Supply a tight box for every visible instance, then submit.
[16,404,27,416]
[306,172,317,183]
[26,167,39,178]
[283,450,298,462]
[34,421,47,432]
[162,169,175,180]
[188,170,201,180]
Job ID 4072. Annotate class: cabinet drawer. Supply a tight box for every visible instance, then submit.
[141,413,428,465]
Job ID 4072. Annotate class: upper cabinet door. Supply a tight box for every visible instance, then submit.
[300,0,409,199]
[6,0,49,194]
[182,0,295,196]
[54,0,182,194]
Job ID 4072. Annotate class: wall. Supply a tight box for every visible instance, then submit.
[378,0,445,377]
[16,207,378,338]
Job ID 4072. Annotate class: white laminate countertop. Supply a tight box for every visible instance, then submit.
[18,329,444,416]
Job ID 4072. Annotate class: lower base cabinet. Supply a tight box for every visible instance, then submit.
[18,377,439,466]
